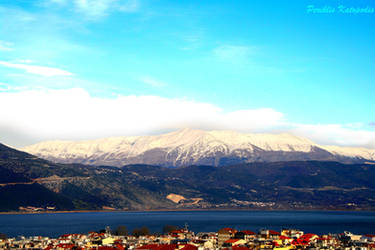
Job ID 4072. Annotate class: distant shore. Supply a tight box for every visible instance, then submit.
[0,207,372,215]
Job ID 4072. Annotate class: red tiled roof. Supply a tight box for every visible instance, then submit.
[232,246,250,250]
[96,247,118,250]
[241,230,255,235]
[269,230,280,235]
[318,236,332,241]
[137,244,177,250]
[303,233,317,237]
[299,233,317,241]
[225,239,239,244]
[179,244,198,250]
[218,228,237,234]
[171,230,185,234]
[115,243,125,250]
[292,238,309,246]
[137,244,159,250]
[156,244,177,250]
[60,234,72,238]
[279,235,291,240]
[56,243,76,249]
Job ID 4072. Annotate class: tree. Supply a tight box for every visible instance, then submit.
[115,225,128,236]
[0,233,7,240]
[163,224,178,234]
[132,226,150,237]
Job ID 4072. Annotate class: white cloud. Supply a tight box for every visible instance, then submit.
[0,61,73,77]
[118,0,139,12]
[292,123,375,149]
[0,88,284,145]
[0,82,8,91]
[213,45,257,62]
[49,0,67,4]
[47,0,139,18]
[74,0,114,17]
[180,33,203,50]
[139,76,167,88]
[0,88,374,149]
[15,59,34,64]
[0,40,14,51]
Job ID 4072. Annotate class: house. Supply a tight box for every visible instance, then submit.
[281,229,303,239]
[234,230,255,241]
[102,237,115,246]
[56,243,77,250]
[292,233,318,247]
[363,234,375,242]
[203,240,214,249]
[217,228,237,247]
[242,230,256,241]
[278,235,293,245]
[170,230,186,239]
[269,230,280,240]
[223,239,246,247]
[260,230,280,240]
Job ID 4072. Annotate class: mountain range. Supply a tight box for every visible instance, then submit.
[22,128,375,167]
[2,129,375,212]
[1,142,375,211]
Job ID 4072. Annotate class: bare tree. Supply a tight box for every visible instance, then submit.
[115,225,128,236]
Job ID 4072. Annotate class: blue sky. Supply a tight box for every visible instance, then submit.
[0,0,374,148]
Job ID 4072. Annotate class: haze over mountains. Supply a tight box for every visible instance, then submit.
[22,128,375,167]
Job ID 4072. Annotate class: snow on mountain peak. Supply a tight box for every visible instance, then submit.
[321,145,375,160]
[21,128,375,166]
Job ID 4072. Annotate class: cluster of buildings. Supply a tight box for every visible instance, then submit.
[0,227,375,249]
[18,206,56,212]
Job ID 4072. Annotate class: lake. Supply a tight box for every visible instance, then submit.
[0,210,374,238]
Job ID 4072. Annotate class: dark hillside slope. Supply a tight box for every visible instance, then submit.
[1,142,375,211]
[121,161,375,209]
[0,143,175,211]
[0,184,74,211]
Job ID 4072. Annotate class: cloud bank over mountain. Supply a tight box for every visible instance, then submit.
[1,88,374,149]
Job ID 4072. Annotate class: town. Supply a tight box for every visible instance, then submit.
[1,226,374,250]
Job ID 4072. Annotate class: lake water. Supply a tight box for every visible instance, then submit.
[0,210,374,238]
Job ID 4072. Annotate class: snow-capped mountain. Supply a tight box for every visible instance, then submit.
[21,128,375,167]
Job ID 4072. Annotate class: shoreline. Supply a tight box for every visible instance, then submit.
[1,207,374,215]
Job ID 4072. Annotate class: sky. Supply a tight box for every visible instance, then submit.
[0,0,374,148]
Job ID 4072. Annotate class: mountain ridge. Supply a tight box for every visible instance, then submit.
[21,128,375,167]
[2,142,375,211]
